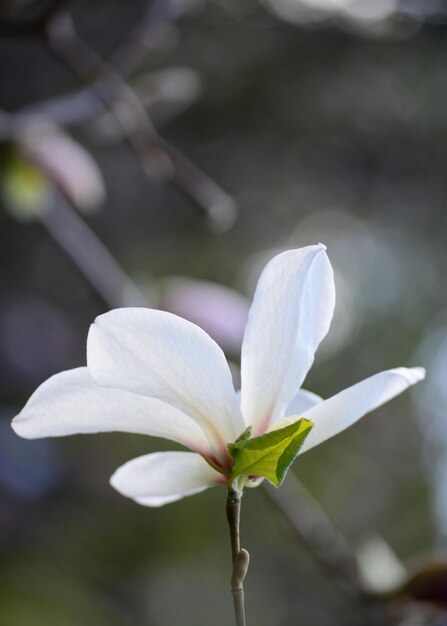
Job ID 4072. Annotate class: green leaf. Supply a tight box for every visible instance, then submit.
[228,418,313,487]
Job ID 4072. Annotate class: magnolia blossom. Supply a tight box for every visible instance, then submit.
[12,245,425,506]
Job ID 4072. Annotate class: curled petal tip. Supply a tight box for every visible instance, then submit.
[109,469,122,492]
[390,367,426,385]
[10,413,32,439]
[10,416,22,436]
[316,242,327,251]
[408,366,426,383]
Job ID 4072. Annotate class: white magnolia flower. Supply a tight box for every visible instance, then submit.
[12,244,425,506]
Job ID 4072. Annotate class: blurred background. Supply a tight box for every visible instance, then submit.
[1,0,447,624]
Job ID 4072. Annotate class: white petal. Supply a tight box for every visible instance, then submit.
[11,367,211,455]
[241,245,335,434]
[87,308,245,459]
[285,389,323,416]
[299,367,426,454]
[110,451,224,507]
[269,389,323,429]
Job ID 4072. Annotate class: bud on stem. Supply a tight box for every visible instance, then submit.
[226,487,249,626]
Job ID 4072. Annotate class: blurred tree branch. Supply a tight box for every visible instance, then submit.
[0,0,237,230]
[41,191,149,309]
[45,12,236,230]
[263,474,367,596]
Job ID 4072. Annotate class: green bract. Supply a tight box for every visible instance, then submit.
[228,418,314,487]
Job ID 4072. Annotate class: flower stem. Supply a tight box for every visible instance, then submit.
[226,487,249,626]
